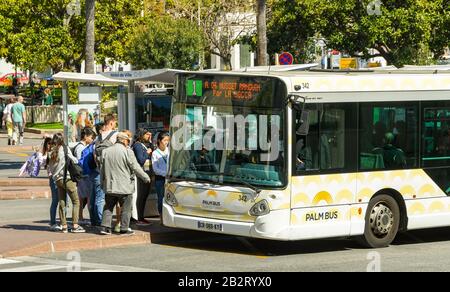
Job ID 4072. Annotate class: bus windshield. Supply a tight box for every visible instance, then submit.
[169,74,287,188]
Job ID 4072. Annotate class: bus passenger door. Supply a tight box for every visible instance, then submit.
[290,103,358,240]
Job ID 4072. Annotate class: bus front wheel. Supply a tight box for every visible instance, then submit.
[359,195,400,248]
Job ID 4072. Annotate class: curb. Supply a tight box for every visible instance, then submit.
[0,146,33,152]
[0,189,50,200]
[0,229,211,258]
[0,233,151,258]
[24,128,62,135]
[0,178,49,187]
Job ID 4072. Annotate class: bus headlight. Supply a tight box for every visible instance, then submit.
[165,189,178,207]
[250,200,270,216]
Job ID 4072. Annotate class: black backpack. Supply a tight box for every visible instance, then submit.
[63,146,85,183]
[94,131,117,166]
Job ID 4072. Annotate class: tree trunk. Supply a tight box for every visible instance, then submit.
[256,0,268,66]
[85,0,96,74]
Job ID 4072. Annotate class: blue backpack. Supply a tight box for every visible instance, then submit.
[78,143,97,175]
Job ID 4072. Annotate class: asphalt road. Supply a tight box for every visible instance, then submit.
[2,226,450,272]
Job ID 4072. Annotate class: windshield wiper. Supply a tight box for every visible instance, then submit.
[191,171,261,194]
[167,175,217,185]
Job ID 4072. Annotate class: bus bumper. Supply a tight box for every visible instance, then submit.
[163,203,291,240]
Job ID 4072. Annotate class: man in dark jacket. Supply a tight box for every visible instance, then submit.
[132,128,153,225]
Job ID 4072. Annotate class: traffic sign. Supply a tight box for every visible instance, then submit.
[279,52,294,65]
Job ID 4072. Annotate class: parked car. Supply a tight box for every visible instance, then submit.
[0,72,29,87]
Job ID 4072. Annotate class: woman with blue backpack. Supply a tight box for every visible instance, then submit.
[73,127,96,225]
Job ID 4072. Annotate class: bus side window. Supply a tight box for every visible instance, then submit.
[422,106,450,168]
[295,103,357,174]
[359,103,418,171]
[295,107,318,172]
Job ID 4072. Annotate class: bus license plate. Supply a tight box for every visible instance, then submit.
[197,221,223,232]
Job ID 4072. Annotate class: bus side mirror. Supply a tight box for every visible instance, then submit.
[296,110,310,136]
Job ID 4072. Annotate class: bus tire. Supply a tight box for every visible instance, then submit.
[358,194,400,248]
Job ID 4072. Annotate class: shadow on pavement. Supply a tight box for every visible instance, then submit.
[157,234,359,256]
[158,227,450,256]
[0,161,25,170]
[393,227,450,246]
[0,224,51,232]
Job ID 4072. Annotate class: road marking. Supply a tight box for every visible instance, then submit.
[13,256,164,272]
[4,149,31,157]
[83,269,117,272]
[0,264,64,272]
[0,259,21,265]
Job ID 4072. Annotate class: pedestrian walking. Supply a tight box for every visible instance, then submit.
[152,131,170,218]
[100,131,151,235]
[0,98,5,129]
[48,133,85,233]
[11,96,26,145]
[132,128,154,225]
[2,97,15,145]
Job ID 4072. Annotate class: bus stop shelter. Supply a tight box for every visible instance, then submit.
[53,69,184,143]
[52,72,127,144]
[100,69,184,133]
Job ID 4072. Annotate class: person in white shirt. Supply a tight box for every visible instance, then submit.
[2,97,15,145]
[152,131,170,217]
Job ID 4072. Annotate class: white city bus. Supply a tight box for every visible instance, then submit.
[163,69,450,248]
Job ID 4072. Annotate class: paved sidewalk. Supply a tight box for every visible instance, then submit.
[0,178,50,200]
[0,199,208,258]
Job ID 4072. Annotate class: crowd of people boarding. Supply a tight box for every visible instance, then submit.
[38,114,169,235]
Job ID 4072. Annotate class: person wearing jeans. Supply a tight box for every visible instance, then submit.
[89,122,106,227]
[41,136,62,231]
[89,171,105,226]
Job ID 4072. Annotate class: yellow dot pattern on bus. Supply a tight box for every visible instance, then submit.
[168,168,449,226]
[290,75,450,93]
[291,169,449,225]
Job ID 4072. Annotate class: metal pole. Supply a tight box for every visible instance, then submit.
[62,82,69,145]
[128,80,136,133]
[30,72,35,125]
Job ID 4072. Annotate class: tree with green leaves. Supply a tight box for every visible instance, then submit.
[268,0,450,67]
[170,0,256,70]
[125,15,204,70]
[0,0,143,74]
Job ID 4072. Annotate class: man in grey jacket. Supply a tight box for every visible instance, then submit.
[100,131,151,235]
